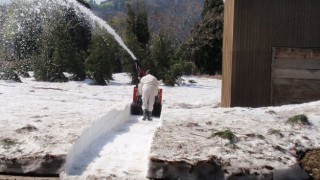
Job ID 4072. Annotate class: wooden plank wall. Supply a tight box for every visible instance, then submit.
[271,47,320,105]
[222,0,320,107]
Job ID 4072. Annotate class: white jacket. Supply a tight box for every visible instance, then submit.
[139,74,159,96]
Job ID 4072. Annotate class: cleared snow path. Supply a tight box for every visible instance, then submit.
[61,115,161,179]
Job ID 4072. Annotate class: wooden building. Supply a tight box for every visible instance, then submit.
[222,0,320,107]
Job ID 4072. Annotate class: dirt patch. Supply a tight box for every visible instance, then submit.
[1,138,20,149]
[147,158,225,180]
[301,149,320,179]
[15,124,38,133]
[0,154,66,176]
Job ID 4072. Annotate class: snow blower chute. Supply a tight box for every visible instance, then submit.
[130,59,162,117]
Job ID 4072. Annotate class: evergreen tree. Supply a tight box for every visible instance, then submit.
[150,31,174,80]
[2,1,91,82]
[65,8,92,80]
[122,28,145,84]
[151,31,197,86]
[33,8,69,82]
[185,0,224,75]
[125,1,150,48]
[123,2,152,84]
[13,13,41,61]
[174,43,199,75]
[86,28,117,85]
[3,1,42,76]
[51,17,73,82]
[134,2,150,48]
[32,29,55,81]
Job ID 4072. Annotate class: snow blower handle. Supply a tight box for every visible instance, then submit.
[133,58,146,87]
[133,58,141,70]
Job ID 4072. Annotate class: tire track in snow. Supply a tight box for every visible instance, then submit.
[62,115,161,179]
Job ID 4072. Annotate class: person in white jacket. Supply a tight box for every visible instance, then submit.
[139,70,159,120]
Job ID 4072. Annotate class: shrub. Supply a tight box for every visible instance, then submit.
[1,138,19,149]
[16,124,38,133]
[211,129,237,143]
[0,66,21,82]
[268,128,284,138]
[257,134,266,140]
[86,28,116,85]
[286,114,311,126]
[162,62,198,86]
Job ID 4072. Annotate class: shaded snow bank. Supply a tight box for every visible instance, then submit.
[64,103,130,173]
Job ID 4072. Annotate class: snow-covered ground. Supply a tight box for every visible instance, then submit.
[0,73,134,160]
[1,73,319,179]
[151,101,320,177]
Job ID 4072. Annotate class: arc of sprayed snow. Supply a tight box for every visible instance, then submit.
[59,0,137,60]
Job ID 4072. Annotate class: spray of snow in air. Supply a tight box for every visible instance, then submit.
[1,0,137,60]
[62,0,137,60]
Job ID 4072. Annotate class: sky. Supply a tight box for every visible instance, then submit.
[1,73,319,179]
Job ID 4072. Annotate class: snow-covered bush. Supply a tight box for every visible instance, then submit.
[0,66,21,82]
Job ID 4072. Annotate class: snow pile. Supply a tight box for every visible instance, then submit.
[64,102,130,173]
[61,116,162,179]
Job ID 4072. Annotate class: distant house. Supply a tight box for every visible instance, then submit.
[221,0,320,107]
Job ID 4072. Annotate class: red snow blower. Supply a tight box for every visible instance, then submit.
[130,59,162,117]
